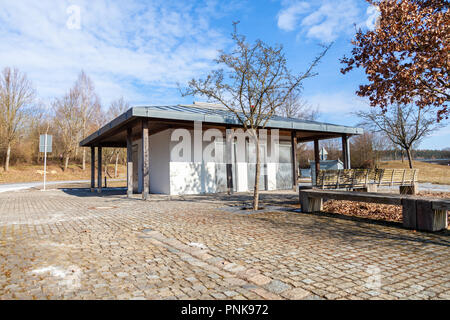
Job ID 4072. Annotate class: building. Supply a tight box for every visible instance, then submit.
[79,102,363,198]
[309,160,344,185]
[308,147,344,184]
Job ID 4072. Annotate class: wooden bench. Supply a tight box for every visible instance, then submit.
[299,189,449,232]
[316,168,419,194]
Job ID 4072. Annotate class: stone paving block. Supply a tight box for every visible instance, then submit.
[281,287,311,300]
[264,280,291,294]
[0,189,448,300]
[248,274,272,286]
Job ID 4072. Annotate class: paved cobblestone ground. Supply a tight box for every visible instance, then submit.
[0,188,449,300]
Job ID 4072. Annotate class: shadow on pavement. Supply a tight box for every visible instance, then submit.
[60,187,127,197]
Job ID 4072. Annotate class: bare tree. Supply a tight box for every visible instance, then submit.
[276,90,318,120]
[350,131,387,168]
[355,104,445,168]
[371,132,389,167]
[106,97,130,177]
[0,67,35,171]
[182,24,330,209]
[52,89,82,171]
[28,102,51,163]
[75,71,101,171]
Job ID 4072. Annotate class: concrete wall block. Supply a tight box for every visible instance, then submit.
[402,199,417,229]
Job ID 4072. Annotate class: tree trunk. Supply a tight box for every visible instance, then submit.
[401,150,404,163]
[114,153,119,178]
[64,155,69,171]
[406,149,413,169]
[406,148,413,169]
[82,149,86,171]
[4,142,11,172]
[253,133,260,210]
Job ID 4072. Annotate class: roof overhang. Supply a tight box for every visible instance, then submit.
[80,106,364,147]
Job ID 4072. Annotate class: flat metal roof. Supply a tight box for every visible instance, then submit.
[80,105,363,147]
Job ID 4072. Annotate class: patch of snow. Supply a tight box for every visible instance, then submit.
[188,242,208,250]
[31,265,82,290]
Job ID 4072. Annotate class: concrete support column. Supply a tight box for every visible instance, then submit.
[314,139,320,186]
[342,134,351,169]
[291,131,298,190]
[141,119,149,200]
[90,146,95,192]
[126,127,133,197]
[97,147,102,193]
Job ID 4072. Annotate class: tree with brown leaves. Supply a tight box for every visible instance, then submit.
[341,0,449,121]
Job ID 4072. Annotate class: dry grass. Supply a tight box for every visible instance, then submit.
[379,160,450,184]
[0,163,126,184]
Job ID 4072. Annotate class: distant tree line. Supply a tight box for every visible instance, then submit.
[297,132,387,169]
[0,67,129,177]
[379,149,450,161]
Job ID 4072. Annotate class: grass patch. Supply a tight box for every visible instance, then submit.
[379,160,450,184]
[0,163,126,184]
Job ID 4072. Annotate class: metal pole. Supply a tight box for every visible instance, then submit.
[291,131,298,190]
[314,139,320,186]
[43,133,47,191]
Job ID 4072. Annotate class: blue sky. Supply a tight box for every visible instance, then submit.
[0,0,448,149]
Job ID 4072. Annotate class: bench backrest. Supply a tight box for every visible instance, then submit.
[316,168,418,189]
[377,168,418,186]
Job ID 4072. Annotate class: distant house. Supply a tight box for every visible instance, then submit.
[309,159,344,185]
[80,102,362,197]
[308,147,344,184]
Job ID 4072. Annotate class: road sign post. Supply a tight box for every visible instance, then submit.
[44,134,47,190]
[39,134,52,191]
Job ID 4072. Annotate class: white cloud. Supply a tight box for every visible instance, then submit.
[0,0,232,107]
[277,2,309,31]
[365,5,380,30]
[277,0,369,42]
[307,91,368,115]
[305,91,369,127]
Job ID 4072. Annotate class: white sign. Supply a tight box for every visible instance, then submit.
[39,134,52,191]
[39,134,52,153]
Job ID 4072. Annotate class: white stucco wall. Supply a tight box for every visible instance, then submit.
[267,163,277,190]
[168,128,223,195]
[149,130,170,194]
[235,162,248,192]
[132,130,171,194]
[132,128,292,195]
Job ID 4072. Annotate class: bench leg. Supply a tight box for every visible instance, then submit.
[299,193,323,213]
[300,193,310,213]
[416,200,447,232]
[433,210,448,231]
[400,183,418,195]
[360,184,377,193]
[310,198,323,212]
[402,199,417,229]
